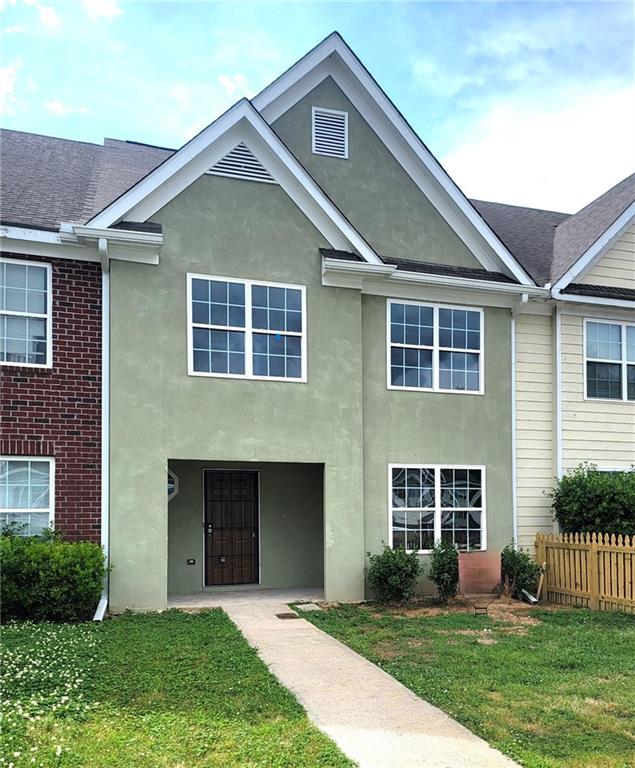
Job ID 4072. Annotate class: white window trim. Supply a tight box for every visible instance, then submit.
[0,456,55,534]
[168,469,179,501]
[311,106,349,159]
[387,463,487,554]
[0,257,53,369]
[583,317,635,403]
[386,299,484,395]
[186,273,308,383]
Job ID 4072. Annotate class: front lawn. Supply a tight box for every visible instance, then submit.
[305,602,635,768]
[0,610,353,768]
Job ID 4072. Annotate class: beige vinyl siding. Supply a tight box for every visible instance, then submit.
[561,312,635,469]
[579,224,635,289]
[515,313,555,549]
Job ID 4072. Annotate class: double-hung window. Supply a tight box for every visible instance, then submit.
[0,258,52,368]
[188,275,306,381]
[388,300,483,393]
[390,465,485,552]
[0,457,53,536]
[585,319,635,401]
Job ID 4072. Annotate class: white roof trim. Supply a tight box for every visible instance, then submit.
[322,256,548,297]
[552,201,635,292]
[551,288,635,310]
[0,224,160,265]
[86,99,382,265]
[253,32,535,286]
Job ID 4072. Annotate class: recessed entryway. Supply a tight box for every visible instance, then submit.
[167,460,324,597]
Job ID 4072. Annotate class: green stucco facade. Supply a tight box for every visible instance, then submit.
[107,88,514,612]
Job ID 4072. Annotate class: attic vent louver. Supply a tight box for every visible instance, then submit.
[208,142,276,184]
[312,107,348,159]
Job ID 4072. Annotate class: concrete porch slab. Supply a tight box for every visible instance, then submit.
[167,587,323,610]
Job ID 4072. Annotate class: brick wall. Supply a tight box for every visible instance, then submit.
[1,253,102,541]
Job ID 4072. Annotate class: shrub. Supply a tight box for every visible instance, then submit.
[501,544,542,599]
[0,531,106,622]
[552,463,635,536]
[367,545,422,603]
[428,540,459,603]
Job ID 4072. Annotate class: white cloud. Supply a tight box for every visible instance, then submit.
[2,25,25,34]
[412,59,484,98]
[442,84,635,212]
[82,0,122,22]
[217,73,254,99]
[44,99,88,116]
[23,0,61,32]
[0,61,20,115]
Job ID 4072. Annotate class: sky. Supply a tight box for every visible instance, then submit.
[1,0,634,213]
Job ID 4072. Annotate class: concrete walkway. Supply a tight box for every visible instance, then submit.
[177,590,518,768]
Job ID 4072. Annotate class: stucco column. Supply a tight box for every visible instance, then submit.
[323,461,365,602]
[109,455,168,612]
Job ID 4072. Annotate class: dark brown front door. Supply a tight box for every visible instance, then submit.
[204,471,259,586]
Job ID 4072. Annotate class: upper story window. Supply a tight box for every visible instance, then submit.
[390,465,485,553]
[387,300,483,393]
[585,319,635,401]
[312,107,348,159]
[0,258,52,368]
[187,274,307,382]
[0,457,53,536]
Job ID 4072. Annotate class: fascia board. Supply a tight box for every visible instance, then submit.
[552,202,635,292]
[552,289,635,310]
[1,226,98,262]
[322,257,548,298]
[255,38,535,286]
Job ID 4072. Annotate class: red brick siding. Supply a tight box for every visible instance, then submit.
[1,253,102,541]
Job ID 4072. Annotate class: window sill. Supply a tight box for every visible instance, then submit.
[387,384,484,396]
[0,361,52,370]
[188,370,307,384]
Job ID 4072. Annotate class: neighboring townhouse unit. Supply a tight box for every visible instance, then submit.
[1,33,632,611]
[0,250,103,541]
[506,177,635,548]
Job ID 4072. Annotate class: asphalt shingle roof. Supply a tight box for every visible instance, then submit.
[551,172,635,284]
[1,128,633,293]
[470,200,569,286]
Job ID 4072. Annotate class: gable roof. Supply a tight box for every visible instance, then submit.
[551,172,635,287]
[82,98,382,264]
[252,32,535,286]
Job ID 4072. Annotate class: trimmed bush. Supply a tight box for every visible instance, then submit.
[501,544,542,599]
[428,540,459,603]
[552,463,635,536]
[0,531,106,622]
[367,545,422,603]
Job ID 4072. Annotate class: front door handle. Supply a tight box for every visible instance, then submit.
[206,524,213,535]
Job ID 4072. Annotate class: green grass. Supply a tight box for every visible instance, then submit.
[304,604,635,768]
[1,610,353,768]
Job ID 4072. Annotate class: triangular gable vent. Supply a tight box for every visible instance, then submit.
[207,142,277,184]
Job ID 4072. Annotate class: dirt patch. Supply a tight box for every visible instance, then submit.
[373,641,402,659]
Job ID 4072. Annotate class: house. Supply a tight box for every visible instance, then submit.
[1,33,633,611]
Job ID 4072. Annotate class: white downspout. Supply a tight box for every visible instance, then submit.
[94,238,110,621]
[555,305,563,481]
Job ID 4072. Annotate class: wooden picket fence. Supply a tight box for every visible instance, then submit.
[535,532,635,614]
